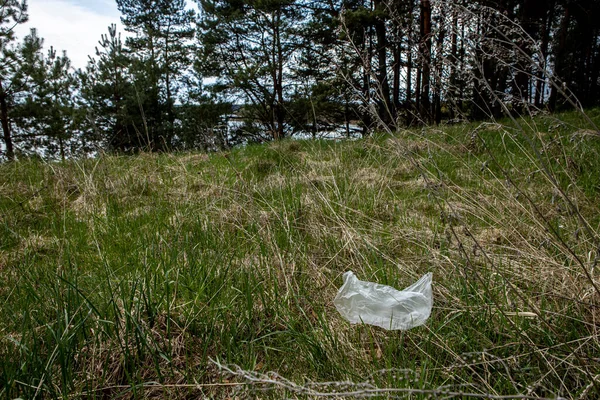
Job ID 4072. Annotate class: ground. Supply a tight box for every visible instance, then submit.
[1,109,600,399]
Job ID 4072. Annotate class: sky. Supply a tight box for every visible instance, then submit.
[14,0,126,70]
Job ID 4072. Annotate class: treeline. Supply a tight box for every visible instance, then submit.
[1,0,600,160]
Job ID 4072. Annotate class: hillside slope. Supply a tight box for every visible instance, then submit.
[1,110,600,399]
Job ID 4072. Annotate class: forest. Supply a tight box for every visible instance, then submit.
[1,0,600,161]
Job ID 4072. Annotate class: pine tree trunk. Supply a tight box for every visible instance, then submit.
[514,0,539,113]
[472,10,505,120]
[165,34,175,147]
[415,63,421,121]
[0,79,15,161]
[472,19,488,120]
[458,16,466,112]
[406,2,414,118]
[59,137,65,161]
[392,28,401,117]
[407,38,413,110]
[549,5,570,111]
[449,8,458,118]
[434,26,445,125]
[345,99,350,138]
[534,4,554,108]
[275,9,285,140]
[362,24,374,136]
[590,27,600,104]
[419,0,432,122]
[112,52,125,151]
[374,0,392,126]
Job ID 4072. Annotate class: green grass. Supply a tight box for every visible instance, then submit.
[1,109,600,399]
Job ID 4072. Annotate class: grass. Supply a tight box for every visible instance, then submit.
[1,109,599,399]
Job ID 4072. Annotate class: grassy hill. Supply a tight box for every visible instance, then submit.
[1,109,600,399]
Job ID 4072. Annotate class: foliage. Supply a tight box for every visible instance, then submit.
[116,0,196,151]
[196,0,305,140]
[14,46,79,159]
[0,0,28,160]
[79,24,141,153]
[3,0,600,158]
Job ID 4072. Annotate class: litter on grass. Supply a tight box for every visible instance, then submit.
[334,271,433,330]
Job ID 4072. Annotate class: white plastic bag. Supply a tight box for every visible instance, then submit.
[334,271,433,330]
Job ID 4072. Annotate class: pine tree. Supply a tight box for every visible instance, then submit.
[38,48,77,159]
[288,0,348,137]
[116,0,195,151]
[0,0,28,160]
[197,0,303,141]
[418,0,432,121]
[1,29,45,158]
[339,0,377,134]
[79,24,140,152]
[12,42,78,159]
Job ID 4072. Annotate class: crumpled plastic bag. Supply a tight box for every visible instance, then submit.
[334,271,433,330]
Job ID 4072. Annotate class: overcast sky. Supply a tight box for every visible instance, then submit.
[14,0,126,70]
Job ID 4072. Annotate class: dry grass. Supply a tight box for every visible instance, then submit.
[1,111,600,398]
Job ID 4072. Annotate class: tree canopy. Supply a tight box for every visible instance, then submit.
[2,0,600,160]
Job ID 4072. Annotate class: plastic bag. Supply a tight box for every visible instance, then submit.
[334,271,433,330]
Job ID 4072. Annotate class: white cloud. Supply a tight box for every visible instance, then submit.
[14,0,125,70]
